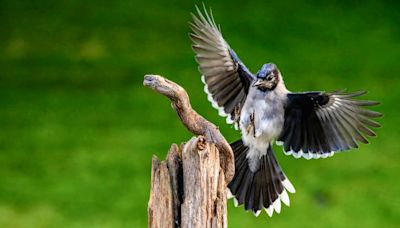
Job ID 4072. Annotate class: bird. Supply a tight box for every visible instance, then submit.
[189,6,382,217]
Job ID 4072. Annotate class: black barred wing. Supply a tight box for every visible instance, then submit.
[277,91,382,159]
[190,6,255,129]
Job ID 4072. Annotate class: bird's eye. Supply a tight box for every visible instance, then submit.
[266,74,273,81]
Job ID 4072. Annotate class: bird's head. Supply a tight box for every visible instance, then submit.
[253,63,280,92]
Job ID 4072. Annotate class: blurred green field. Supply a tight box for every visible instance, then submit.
[0,0,399,227]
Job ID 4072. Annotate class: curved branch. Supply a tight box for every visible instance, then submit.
[143,74,234,182]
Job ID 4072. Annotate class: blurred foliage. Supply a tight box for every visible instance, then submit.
[0,0,399,227]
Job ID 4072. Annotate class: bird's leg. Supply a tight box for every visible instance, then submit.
[233,104,241,128]
[245,115,252,135]
[251,111,256,137]
[246,111,256,137]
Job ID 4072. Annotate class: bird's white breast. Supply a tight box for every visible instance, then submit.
[239,86,287,171]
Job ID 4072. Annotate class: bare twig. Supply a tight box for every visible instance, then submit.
[143,74,234,182]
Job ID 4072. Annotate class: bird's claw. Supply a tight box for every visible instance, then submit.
[246,111,256,137]
[233,105,241,128]
[251,112,256,137]
[246,124,252,135]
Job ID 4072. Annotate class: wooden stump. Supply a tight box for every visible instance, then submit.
[144,75,234,228]
[148,136,228,228]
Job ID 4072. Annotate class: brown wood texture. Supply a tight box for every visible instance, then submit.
[144,75,232,228]
[148,137,227,228]
[143,75,234,182]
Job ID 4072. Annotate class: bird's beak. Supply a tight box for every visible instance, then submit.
[253,79,262,87]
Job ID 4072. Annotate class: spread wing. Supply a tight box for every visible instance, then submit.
[190,6,255,129]
[277,90,382,159]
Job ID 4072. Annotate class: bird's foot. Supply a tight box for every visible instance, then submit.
[233,105,241,128]
[246,124,253,135]
[250,111,256,137]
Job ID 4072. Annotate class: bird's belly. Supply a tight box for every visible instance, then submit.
[240,102,284,153]
[241,117,283,150]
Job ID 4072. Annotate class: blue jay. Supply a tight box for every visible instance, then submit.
[190,7,382,217]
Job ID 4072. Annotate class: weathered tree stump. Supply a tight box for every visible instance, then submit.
[144,75,234,228]
[148,137,227,228]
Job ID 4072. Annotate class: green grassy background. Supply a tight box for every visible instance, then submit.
[0,0,399,227]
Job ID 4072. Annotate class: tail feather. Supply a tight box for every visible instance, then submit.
[228,139,295,217]
[228,140,249,196]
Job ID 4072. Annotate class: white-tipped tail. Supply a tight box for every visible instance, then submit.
[280,189,290,206]
[253,210,261,217]
[282,178,296,193]
[227,188,234,199]
[272,198,281,214]
[265,205,274,217]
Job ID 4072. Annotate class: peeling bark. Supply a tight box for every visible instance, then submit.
[144,75,232,228]
[148,137,227,228]
[143,75,234,182]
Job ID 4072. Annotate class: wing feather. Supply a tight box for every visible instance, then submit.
[190,5,255,128]
[277,91,382,159]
